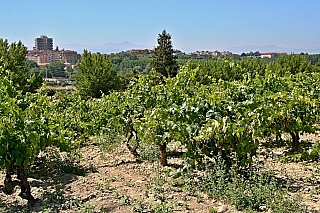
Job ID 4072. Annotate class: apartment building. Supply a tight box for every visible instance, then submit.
[27,49,81,67]
[34,35,53,51]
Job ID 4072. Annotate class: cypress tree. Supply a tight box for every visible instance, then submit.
[151,30,178,78]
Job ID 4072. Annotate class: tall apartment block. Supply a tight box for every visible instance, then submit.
[33,35,53,50]
[28,35,81,67]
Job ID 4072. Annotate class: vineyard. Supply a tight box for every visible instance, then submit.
[1,54,320,212]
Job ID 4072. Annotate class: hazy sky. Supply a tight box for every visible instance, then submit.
[1,0,319,51]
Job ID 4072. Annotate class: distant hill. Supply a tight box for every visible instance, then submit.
[55,42,320,55]
[224,45,320,54]
[57,41,150,54]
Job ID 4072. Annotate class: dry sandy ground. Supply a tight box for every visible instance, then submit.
[0,136,319,212]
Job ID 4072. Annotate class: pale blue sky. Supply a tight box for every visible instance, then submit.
[1,0,319,52]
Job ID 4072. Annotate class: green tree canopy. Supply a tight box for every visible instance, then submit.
[0,39,43,93]
[75,50,120,98]
[24,60,39,69]
[267,54,313,76]
[151,30,178,78]
[44,61,66,78]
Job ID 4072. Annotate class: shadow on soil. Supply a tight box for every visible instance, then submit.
[0,153,96,213]
[272,174,320,194]
[263,134,315,149]
[260,138,320,194]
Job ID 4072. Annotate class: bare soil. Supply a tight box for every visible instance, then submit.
[0,134,319,212]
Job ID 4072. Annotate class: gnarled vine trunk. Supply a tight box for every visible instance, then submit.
[290,131,300,152]
[159,142,168,166]
[126,131,140,159]
[3,166,35,205]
